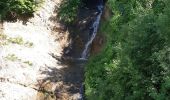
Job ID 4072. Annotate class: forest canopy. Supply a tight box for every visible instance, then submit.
[85,0,170,99]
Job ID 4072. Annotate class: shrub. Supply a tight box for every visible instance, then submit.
[0,0,42,20]
[58,0,80,24]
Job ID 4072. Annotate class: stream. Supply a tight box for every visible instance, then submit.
[81,5,104,58]
[60,0,104,99]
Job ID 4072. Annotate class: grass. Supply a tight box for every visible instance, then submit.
[5,54,33,66]
[5,54,21,62]
[7,37,24,45]
[23,61,33,66]
[24,41,34,47]
[1,33,34,66]
[0,33,34,47]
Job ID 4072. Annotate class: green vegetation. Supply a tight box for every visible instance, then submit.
[85,0,170,99]
[1,0,170,99]
[8,36,24,45]
[0,33,33,47]
[24,41,34,47]
[5,54,21,61]
[0,0,42,20]
[23,61,33,66]
[5,54,33,66]
[58,0,80,24]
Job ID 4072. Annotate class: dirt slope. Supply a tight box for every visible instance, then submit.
[0,0,78,99]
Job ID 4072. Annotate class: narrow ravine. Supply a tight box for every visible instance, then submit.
[59,0,105,99]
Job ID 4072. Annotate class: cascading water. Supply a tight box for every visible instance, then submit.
[60,1,105,99]
[81,4,104,59]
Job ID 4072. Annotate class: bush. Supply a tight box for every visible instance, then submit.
[58,0,80,24]
[0,0,42,20]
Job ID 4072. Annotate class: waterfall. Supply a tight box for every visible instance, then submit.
[81,5,104,58]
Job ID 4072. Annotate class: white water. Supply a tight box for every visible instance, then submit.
[81,5,103,58]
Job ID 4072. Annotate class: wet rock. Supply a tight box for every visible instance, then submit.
[91,35,105,54]
[74,35,84,51]
[102,5,113,20]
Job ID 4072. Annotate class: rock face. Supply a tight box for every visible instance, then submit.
[90,5,111,55]
[0,0,69,99]
[91,35,105,55]
[0,82,37,100]
[102,5,113,20]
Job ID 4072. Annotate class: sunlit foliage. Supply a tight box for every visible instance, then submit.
[0,0,42,20]
[85,0,170,99]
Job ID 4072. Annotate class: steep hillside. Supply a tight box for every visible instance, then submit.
[85,0,170,99]
[0,0,71,99]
